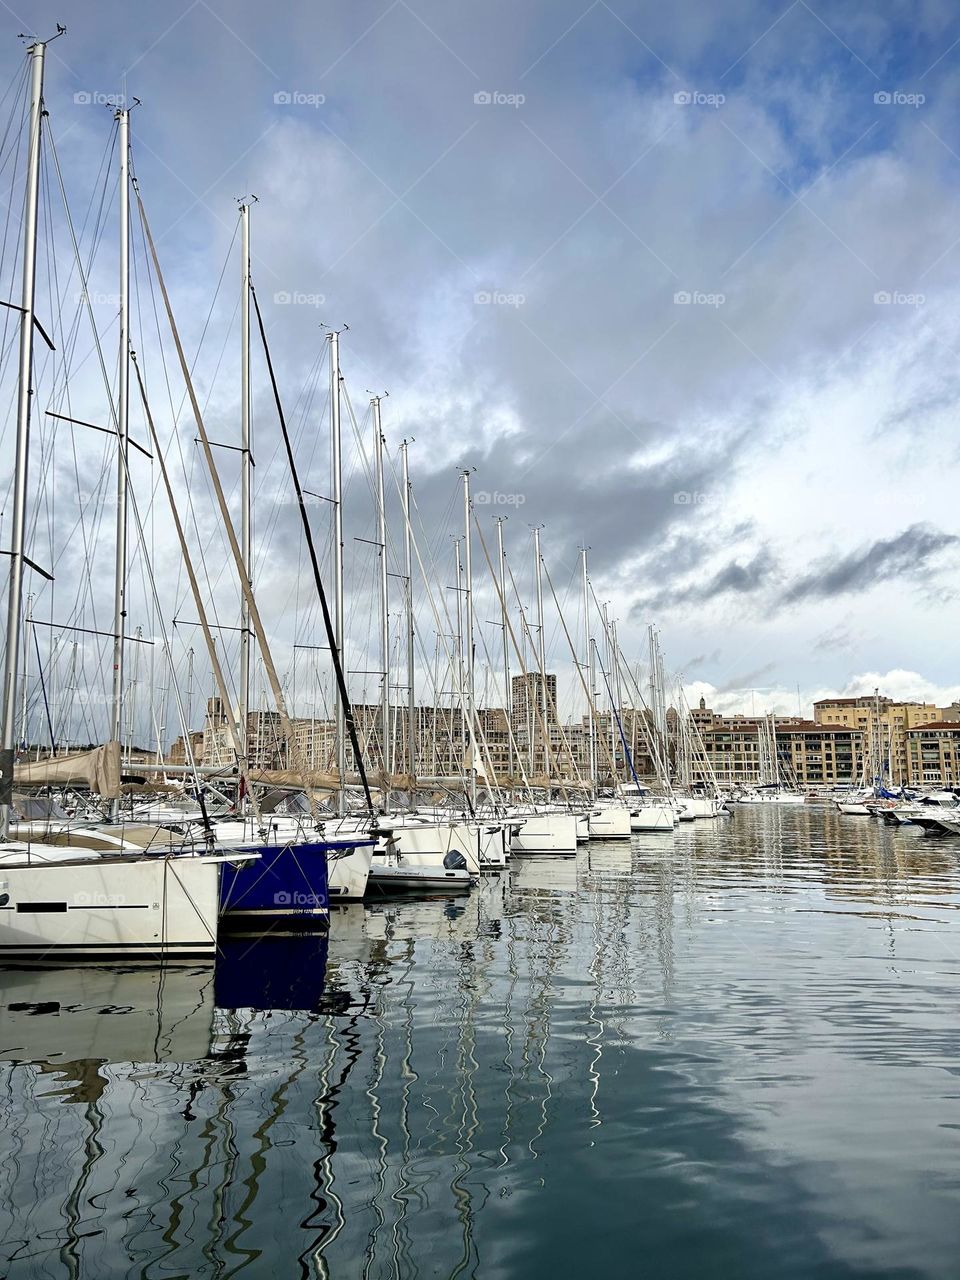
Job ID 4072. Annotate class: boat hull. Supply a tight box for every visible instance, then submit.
[510,813,579,854]
[588,806,632,839]
[0,853,224,962]
[218,841,359,924]
[630,804,676,832]
[209,820,376,901]
[676,797,724,819]
[366,861,474,894]
[378,823,498,876]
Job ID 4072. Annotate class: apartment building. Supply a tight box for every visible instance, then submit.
[813,696,939,785]
[905,723,960,787]
[691,706,862,787]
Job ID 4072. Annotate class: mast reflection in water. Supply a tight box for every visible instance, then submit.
[2,807,960,1279]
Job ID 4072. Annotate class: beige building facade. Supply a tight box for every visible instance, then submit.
[814,697,939,785]
[905,723,960,788]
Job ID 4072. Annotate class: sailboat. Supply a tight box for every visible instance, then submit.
[0,41,253,961]
[734,714,804,804]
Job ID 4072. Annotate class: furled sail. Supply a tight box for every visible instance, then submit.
[13,741,122,798]
[246,768,437,793]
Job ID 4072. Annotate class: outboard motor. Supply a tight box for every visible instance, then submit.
[443,849,468,871]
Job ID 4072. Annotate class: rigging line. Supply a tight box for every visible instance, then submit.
[250,348,328,590]
[131,351,242,830]
[41,122,119,648]
[587,578,669,782]
[131,202,242,662]
[0,59,29,341]
[35,142,65,633]
[32,623,56,752]
[136,184,327,825]
[419,519,487,799]
[0,89,29,424]
[46,117,207,800]
[595,646,643,792]
[250,281,374,817]
[252,357,332,709]
[129,143,238,431]
[381,458,473,793]
[384,461,470,728]
[540,552,621,786]
[543,557,578,673]
[0,56,30,168]
[473,517,562,799]
[144,357,239,699]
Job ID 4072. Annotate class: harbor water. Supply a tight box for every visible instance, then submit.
[2,805,959,1278]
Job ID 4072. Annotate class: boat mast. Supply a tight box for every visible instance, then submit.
[495,516,512,788]
[239,200,253,766]
[186,646,195,740]
[581,547,595,799]
[400,439,416,790]
[454,536,464,719]
[462,470,477,811]
[372,396,391,808]
[612,617,624,782]
[533,525,550,786]
[107,104,130,818]
[771,712,780,789]
[1,42,45,838]
[328,330,346,814]
[603,602,615,779]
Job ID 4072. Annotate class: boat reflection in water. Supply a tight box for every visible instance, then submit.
[2,809,960,1278]
[0,964,216,1070]
[214,931,333,1013]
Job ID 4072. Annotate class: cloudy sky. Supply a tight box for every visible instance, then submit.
[2,0,960,742]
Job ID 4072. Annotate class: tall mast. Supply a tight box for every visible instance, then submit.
[454,536,464,707]
[18,593,31,748]
[771,712,780,789]
[400,440,415,788]
[533,525,550,784]
[328,330,346,813]
[186,646,195,740]
[495,516,512,786]
[600,602,610,774]
[611,617,624,782]
[581,547,595,798]
[372,396,390,807]
[107,104,130,817]
[239,200,252,763]
[1,42,46,838]
[462,470,476,810]
[454,535,466,778]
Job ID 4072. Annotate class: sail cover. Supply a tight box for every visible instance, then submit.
[246,768,421,793]
[12,741,122,798]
